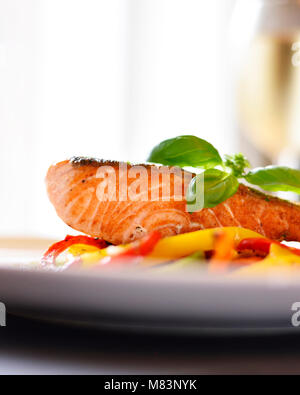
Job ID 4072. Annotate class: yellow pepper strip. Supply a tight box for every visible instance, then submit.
[148,227,264,261]
[68,244,104,256]
[67,244,126,267]
[233,244,300,277]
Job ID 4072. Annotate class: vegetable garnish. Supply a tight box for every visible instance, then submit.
[148,135,300,211]
[233,244,300,277]
[156,252,205,273]
[208,231,236,274]
[114,231,161,260]
[94,231,162,266]
[237,238,300,257]
[41,227,300,276]
[148,227,263,261]
[41,235,107,266]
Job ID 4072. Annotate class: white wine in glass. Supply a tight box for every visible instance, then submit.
[231,0,300,168]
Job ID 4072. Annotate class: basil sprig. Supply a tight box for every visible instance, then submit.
[147,135,300,211]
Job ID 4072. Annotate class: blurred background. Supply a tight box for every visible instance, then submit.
[0,0,300,238]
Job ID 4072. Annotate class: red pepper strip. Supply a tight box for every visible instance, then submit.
[41,235,107,266]
[237,238,300,257]
[101,231,162,265]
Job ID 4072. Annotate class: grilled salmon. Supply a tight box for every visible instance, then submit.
[46,157,300,245]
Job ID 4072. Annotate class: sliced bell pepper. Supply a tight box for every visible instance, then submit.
[209,231,236,273]
[100,231,162,265]
[233,244,300,277]
[67,243,105,256]
[41,235,107,266]
[148,227,264,261]
[124,231,162,257]
[237,238,300,257]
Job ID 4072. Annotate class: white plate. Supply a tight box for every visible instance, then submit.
[1,238,300,334]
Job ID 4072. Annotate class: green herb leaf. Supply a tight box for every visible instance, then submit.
[186,169,239,211]
[245,166,300,194]
[147,135,223,169]
[157,252,205,273]
[224,153,250,178]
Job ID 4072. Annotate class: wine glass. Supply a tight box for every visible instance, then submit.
[230,0,300,169]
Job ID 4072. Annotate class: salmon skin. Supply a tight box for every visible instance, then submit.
[46,157,300,245]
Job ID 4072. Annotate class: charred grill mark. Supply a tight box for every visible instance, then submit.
[70,156,155,169]
[70,156,189,175]
[70,157,121,168]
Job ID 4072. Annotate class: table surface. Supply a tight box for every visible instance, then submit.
[0,315,300,374]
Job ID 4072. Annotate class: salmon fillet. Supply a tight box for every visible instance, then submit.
[46,157,300,245]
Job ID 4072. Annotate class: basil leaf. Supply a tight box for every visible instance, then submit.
[186,169,239,211]
[245,166,300,194]
[147,135,223,169]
